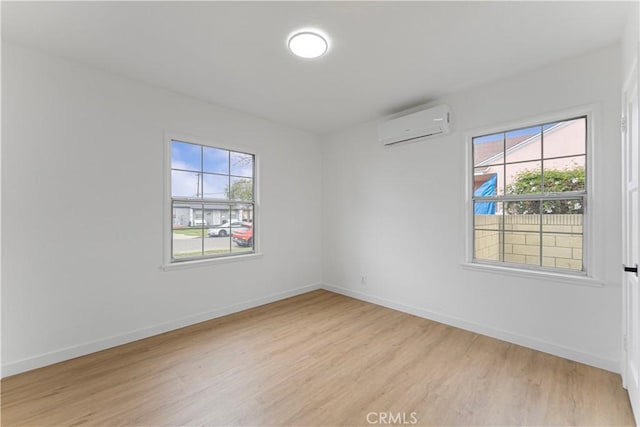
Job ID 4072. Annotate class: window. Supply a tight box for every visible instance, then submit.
[169,138,255,262]
[471,116,587,273]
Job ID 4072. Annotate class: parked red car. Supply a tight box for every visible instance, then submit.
[232,223,253,247]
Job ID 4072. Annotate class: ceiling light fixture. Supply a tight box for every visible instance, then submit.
[287,30,329,59]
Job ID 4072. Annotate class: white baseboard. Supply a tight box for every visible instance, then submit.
[321,283,620,374]
[1,283,321,378]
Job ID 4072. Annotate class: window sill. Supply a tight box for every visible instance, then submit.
[460,262,604,288]
[162,252,262,271]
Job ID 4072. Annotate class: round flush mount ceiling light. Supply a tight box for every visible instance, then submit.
[287,30,329,59]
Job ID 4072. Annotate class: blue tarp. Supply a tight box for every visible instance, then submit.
[474,174,497,214]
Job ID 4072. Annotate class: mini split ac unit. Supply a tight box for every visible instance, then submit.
[378,104,451,146]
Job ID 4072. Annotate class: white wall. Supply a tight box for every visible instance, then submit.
[1,43,323,375]
[322,45,623,372]
[622,0,639,83]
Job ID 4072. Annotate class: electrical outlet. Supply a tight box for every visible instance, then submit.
[361,275,367,286]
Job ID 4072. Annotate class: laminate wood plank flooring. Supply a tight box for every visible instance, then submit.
[1,290,634,426]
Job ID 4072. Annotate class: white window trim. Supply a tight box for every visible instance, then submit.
[462,104,604,287]
[162,131,261,271]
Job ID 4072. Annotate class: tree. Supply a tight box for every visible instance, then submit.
[506,167,584,214]
[225,178,253,201]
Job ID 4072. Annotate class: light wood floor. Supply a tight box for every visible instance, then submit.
[1,290,634,426]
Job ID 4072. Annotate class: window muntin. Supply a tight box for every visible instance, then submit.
[170,139,255,262]
[472,116,587,273]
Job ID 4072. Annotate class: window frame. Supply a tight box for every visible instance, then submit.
[463,105,603,286]
[163,132,261,270]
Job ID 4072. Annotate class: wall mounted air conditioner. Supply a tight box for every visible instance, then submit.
[378,104,451,146]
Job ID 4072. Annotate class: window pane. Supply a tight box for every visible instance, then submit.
[543,117,586,158]
[203,146,229,174]
[504,200,540,227]
[505,161,542,195]
[474,201,502,230]
[542,233,583,271]
[202,173,228,200]
[503,231,542,267]
[203,204,232,256]
[203,233,231,256]
[231,203,253,223]
[473,132,503,167]
[172,170,203,199]
[205,206,232,232]
[505,125,542,163]
[474,229,501,261]
[172,203,191,228]
[504,201,540,267]
[541,199,583,232]
[171,140,201,171]
[231,205,254,253]
[543,156,585,193]
[172,203,204,259]
[230,151,254,177]
[543,155,585,173]
[474,170,503,196]
[229,177,253,201]
[191,205,206,227]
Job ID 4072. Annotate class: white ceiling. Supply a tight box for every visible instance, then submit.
[1,1,631,135]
